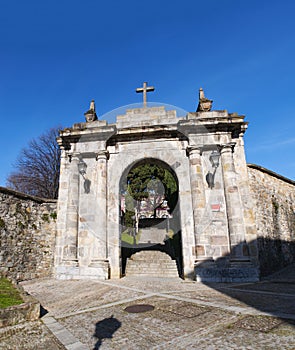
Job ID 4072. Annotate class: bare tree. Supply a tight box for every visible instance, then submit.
[6,127,61,199]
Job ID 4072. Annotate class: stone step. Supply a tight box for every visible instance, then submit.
[126,267,178,272]
[126,269,178,274]
[125,250,179,278]
[126,263,177,269]
[126,272,178,277]
[130,250,172,259]
[126,270,178,276]
[126,267,178,274]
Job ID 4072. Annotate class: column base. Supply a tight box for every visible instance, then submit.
[89,259,110,279]
[195,259,259,283]
[195,256,214,263]
[62,259,79,267]
[55,260,110,280]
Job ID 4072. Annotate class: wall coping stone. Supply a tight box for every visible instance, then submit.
[247,164,295,186]
[0,186,57,204]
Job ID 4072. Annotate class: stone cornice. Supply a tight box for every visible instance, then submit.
[59,125,116,143]
[178,113,248,138]
[107,124,186,145]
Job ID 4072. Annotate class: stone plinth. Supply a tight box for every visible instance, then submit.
[195,260,259,283]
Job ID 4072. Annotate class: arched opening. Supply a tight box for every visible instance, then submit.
[119,158,183,278]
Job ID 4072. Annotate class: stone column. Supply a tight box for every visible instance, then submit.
[89,151,109,276]
[220,144,248,260]
[62,154,80,266]
[55,147,68,266]
[187,147,208,260]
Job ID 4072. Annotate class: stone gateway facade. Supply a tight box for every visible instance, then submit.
[54,89,261,282]
[1,90,294,283]
[0,89,295,282]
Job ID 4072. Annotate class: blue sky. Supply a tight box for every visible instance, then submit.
[0,0,295,186]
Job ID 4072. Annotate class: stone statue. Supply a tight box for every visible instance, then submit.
[197,88,213,112]
[84,100,98,122]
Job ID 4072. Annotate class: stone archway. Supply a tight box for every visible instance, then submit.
[55,100,259,282]
[119,158,183,278]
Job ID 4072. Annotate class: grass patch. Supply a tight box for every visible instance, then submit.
[121,230,141,245]
[0,278,23,308]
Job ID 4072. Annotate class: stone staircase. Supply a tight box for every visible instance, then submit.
[125,250,179,278]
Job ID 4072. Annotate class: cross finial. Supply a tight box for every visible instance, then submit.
[136,82,155,108]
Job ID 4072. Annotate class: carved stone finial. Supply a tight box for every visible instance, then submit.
[84,100,98,122]
[199,88,205,100]
[197,88,213,112]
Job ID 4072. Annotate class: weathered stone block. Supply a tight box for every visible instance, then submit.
[210,236,228,245]
[195,245,205,256]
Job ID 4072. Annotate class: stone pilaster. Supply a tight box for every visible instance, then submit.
[187,146,209,261]
[55,147,68,266]
[89,150,109,277]
[220,143,248,260]
[62,154,79,266]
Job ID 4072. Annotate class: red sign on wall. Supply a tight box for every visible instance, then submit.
[211,204,221,212]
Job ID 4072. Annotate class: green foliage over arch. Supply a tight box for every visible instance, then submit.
[121,162,178,228]
[126,163,177,205]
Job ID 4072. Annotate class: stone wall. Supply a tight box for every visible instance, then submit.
[248,164,295,276]
[0,187,57,281]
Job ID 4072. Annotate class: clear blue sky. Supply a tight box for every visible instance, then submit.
[1,0,295,186]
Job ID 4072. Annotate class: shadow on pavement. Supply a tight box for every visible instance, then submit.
[40,305,48,317]
[196,238,295,326]
[93,315,121,349]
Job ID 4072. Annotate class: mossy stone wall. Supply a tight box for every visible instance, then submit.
[0,187,57,281]
[248,165,295,276]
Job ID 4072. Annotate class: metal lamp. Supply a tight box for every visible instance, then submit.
[78,159,87,176]
[206,150,221,189]
[209,150,220,168]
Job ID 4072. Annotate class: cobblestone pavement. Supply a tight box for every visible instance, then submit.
[0,320,65,350]
[1,273,295,350]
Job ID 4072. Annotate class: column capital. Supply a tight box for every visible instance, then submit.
[96,150,109,161]
[66,152,81,163]
[186,145,203,157]
[220,142,236,154]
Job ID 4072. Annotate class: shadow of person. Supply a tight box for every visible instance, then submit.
[93,315,121,350]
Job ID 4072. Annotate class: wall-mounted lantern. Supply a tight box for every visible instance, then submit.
[78,159,87,177]
[77,159,91,193]
[209,150,220,169]
[206,150,221,189]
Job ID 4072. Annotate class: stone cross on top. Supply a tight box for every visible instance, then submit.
[136,82,155,108]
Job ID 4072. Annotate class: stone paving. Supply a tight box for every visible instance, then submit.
[1,271,295,349]
[0,320,65,350]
